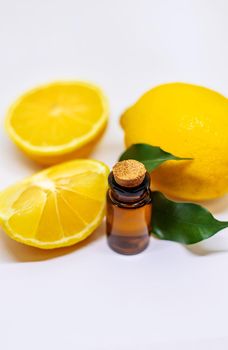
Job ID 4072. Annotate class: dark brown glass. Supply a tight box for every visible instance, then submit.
[106,172,152,255]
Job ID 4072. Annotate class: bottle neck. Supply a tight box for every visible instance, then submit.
[108,171,151,204]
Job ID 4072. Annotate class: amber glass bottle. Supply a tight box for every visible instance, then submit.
[106,160,152,255]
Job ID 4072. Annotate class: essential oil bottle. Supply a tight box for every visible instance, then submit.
[106,159,152,255]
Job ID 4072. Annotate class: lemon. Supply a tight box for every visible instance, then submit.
[0,159,109,249]
[121,83,228,201]
[5,81,109,165]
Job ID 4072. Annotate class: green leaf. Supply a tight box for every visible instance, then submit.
[152,191,228,245]
[119,143,192,172]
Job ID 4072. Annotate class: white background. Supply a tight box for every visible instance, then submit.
[0,0,228,349]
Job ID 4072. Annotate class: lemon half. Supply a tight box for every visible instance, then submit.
[6,81,109,164]
[0,159,109,249]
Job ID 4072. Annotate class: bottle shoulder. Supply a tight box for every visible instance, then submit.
[107,189,152,208]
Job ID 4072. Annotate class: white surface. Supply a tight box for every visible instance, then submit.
[0,0,228,349]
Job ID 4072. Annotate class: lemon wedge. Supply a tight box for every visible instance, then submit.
[5,81,109,164]
[0,159,109,249]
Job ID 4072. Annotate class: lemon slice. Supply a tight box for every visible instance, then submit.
[5,81,109,164]
[0,159,109,249]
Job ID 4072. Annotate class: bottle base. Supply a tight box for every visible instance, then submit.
[107,235,150,255]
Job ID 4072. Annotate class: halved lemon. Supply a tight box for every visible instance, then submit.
[0,159,109,249]
[5,81,109,164]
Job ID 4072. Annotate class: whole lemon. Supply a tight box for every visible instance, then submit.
[120,83,228,201]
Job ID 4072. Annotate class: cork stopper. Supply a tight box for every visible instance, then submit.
[112,159,146,187]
